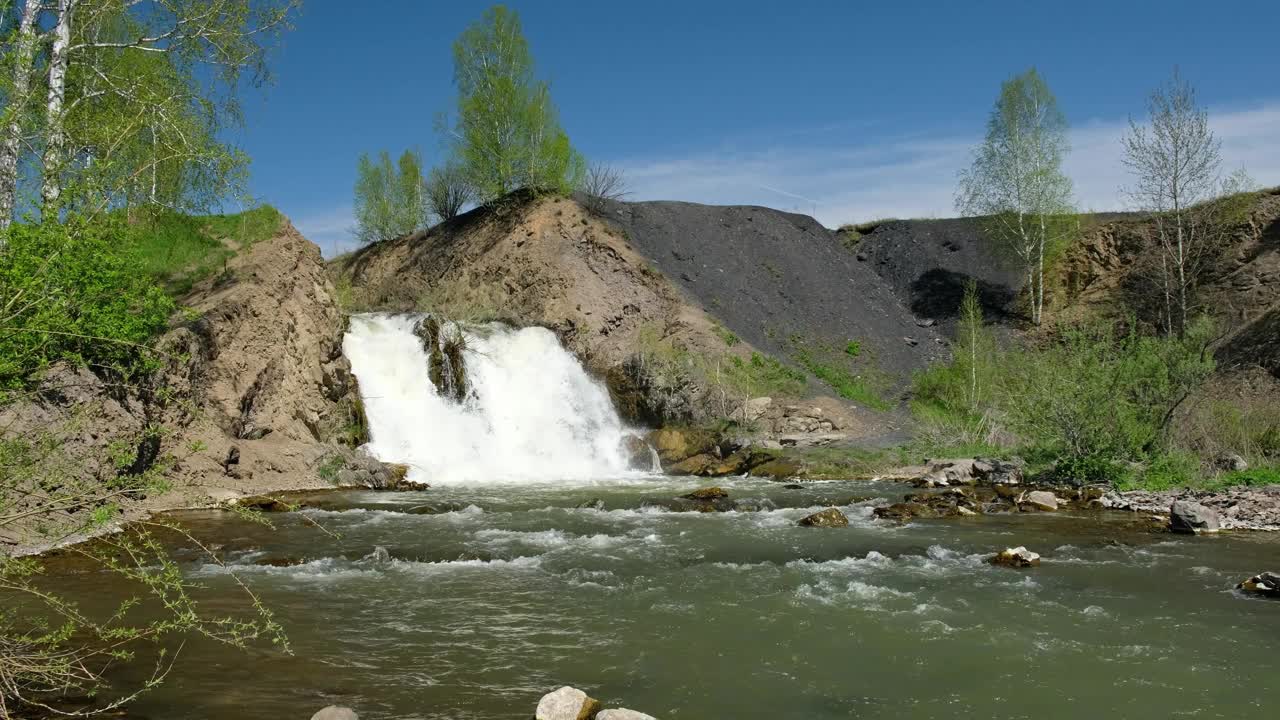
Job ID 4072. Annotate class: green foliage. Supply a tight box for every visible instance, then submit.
[956,68,1075,325]
[446,5,584,201]
[116,206,281,295]
[1214,466,1280,488]
[724,352,807,398]
[354,150,427,245]
[0,219,174,387]
[712,325,740,347]
[914,313,1217,485]
[843,340,861,357]
[795,350,889,410]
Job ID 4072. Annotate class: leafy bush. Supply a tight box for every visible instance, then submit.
[0,219,174,387]
[844,340,861,357]
[913,313,1217,485]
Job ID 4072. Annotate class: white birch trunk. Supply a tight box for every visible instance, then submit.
[40,0,75,214]
[0,0,43,232]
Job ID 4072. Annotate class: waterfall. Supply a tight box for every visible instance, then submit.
[342,313,636,485]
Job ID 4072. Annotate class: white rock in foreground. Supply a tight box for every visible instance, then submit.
[990,546,1041,568]
[536,686,601,720]
[311,707,358,720]
[598,710,658,720]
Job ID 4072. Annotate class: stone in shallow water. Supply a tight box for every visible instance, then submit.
[536,686,601,720]
[1170,500,1220,534]
[1025,490,1059,511]
[798,507,849,527]
[1237,572,1280,597]
[990,546,1040,568]
[598,710,658,720]
[311,707,357,720]
[681,486,729,501]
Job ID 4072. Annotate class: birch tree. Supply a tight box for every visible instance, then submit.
[0,0,297,222]
[447,5,584,202]
[1121,70,1223,337]
[353,150,427,245]
[0,0,43,231]
[956,68,1075,326]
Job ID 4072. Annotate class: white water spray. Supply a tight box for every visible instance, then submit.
[343,313,637,484]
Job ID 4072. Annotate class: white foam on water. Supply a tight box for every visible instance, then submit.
[343,313,634,485]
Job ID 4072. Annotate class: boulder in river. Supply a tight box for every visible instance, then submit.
[748,457,802,480]
[681,486,728,501]
[668,453,717,475]
[649,427,717,464]
[798,508,849,527]
[535,686,601,720]
[597,710,658,720]
[1170,500,1220,534]
[1237,572,1280,598]
[1025,490,1060,512]
[990,546,1041,568]
[311,707,358,720]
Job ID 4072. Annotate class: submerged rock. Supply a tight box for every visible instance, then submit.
[405,501,468,515]
[681,486,728,501]
[535,686,601,720]
[1237,572,1280,598]
[236,495,291,512]
[311,707,358,720]
[598,710,658,720]
[364,546,391,563]
[575,498,606,511]
[990,546,1040,568]
[1170,500,1220,534]
[798,508,849,527]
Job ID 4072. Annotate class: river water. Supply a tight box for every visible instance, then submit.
[42,478,1280,720]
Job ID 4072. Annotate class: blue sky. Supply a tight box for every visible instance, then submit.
[230,1,1280,255]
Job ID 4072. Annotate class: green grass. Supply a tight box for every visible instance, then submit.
[120,206,283,296]
[712,324,740,347]
[844,340,861,357]
[795,350,889,410]
[724,352,807,397]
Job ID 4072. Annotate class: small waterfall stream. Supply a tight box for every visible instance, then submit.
[342,313,637,484]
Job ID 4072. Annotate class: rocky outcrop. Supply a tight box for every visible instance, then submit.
[1,219,382,553]
[1104,485,1280,531]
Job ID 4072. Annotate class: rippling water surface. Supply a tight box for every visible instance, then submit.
[43,477,1280,719]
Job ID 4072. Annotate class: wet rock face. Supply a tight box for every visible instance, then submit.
[1237,572,1280,598]
[535,686,601,720]
[1170,500,1221,534]
[681,487,728,501]
[798,508,849,527]
[990,546,1041,568]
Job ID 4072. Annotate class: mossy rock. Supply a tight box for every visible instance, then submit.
[749,457,803,479]
[669,453,717,475]
[649,427,718,464]
[681,486,729,501]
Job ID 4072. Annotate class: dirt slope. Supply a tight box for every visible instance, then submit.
[594,198,948,378]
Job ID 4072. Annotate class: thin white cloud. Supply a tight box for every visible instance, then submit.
[620,103,1280,227]
[292,205,356,257]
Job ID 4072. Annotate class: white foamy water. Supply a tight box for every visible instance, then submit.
[343,313,634,484]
